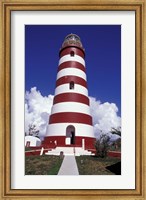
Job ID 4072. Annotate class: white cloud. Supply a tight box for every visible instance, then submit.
[25,87,53,139]
[89,97,121,140]
[25,87,121,141]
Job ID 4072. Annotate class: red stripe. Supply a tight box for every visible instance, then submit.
[49,112,92,125]
[58,61,85,73]
[43,136,95,149]
[56,75,87,88]
[53,93,89,105]
[59,47,85,58]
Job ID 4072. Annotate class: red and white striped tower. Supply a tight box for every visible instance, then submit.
[44,34,95,150]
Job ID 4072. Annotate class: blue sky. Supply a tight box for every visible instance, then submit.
[25,25,121,116]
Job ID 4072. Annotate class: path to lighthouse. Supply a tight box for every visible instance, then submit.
[58,155,79,175]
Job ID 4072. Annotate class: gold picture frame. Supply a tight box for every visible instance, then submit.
[0,0,145,199]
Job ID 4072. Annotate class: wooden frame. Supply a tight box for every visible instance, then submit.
[0,0,145,199]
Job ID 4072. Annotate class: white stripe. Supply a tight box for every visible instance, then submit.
[59,54,85,66]
[55,83,88,96]
[46,123,94,137]
[51,102,91,115]
[57,68,86,80]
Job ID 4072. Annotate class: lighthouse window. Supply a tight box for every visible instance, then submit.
[70,51,75,57]
[70,81,74,90]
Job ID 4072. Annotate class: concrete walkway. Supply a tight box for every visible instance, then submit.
[58,155,79,175]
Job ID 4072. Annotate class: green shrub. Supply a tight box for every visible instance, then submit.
[94,134,110,158]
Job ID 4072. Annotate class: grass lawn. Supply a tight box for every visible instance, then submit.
[76,155,121,175]
[25,155,63,175]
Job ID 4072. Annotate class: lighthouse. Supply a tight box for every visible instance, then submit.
[44,34,95,153]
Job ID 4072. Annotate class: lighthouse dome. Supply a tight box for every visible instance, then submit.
[61,33,84,51]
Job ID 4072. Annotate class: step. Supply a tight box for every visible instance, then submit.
[45,147,95,156]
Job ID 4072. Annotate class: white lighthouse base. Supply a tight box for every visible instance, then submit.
[45,147,95,156]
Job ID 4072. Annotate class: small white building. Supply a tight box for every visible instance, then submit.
[25,136,41,147]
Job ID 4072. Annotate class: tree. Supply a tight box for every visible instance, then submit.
[28,124,40,138]
[111,127,121,136]
[94,133,110,158]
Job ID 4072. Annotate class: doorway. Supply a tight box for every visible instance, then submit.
[66,125,75,145]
